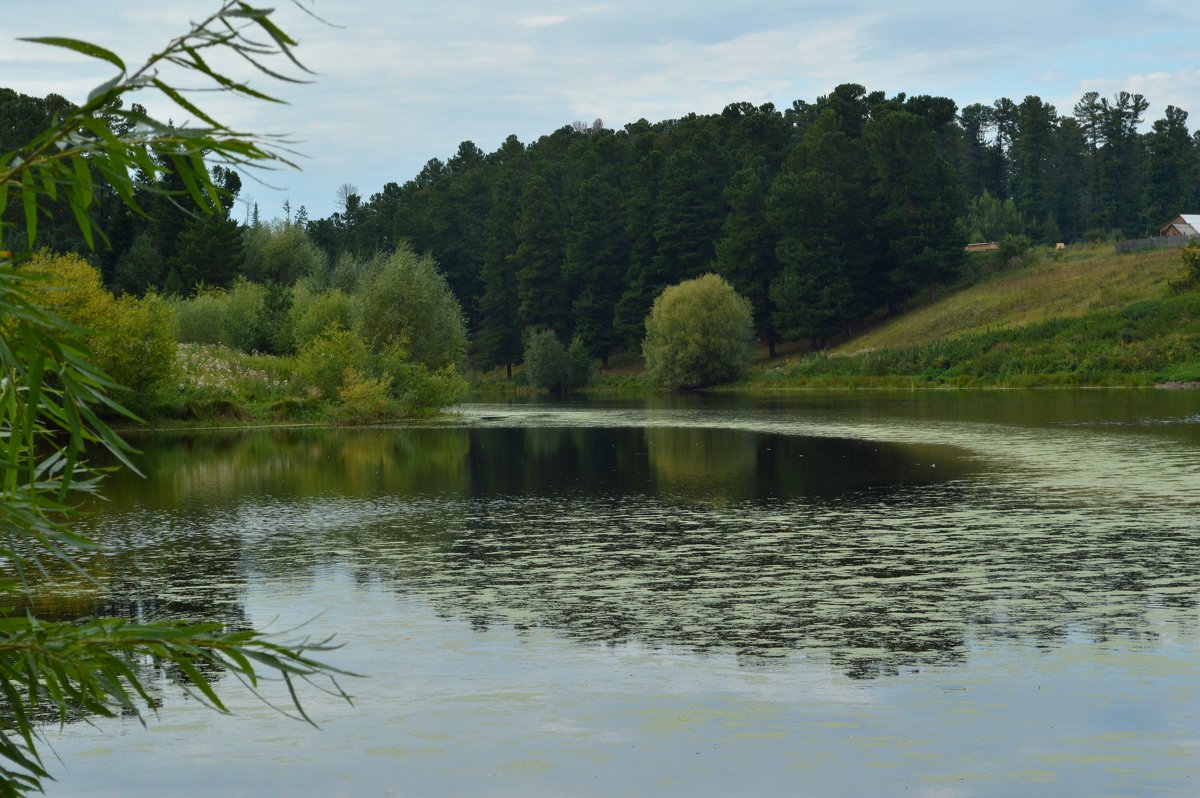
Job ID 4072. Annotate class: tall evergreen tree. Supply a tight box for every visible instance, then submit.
[476,136,529,375]
[614,121,665,347]
[1143,105,1196,228]
[865,110,966,308]
[650,128,728,284]
[564,174,627,366]
[1012,96,1058,229]
[512,175,569,336]
[714,162,780,356]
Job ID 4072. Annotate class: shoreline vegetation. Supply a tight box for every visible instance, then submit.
[37,239,1200,436]
[473,242,1200,399]
[146,240,1198,433]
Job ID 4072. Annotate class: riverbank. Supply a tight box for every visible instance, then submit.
[471,243,1200,395]
[139,342,467,427]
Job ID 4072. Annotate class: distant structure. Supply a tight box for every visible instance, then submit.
[1158,214,1200,238]
[964,242,1000,253]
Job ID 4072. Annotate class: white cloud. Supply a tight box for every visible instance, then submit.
[1074,67,1200,125]
[6,0,1200,220]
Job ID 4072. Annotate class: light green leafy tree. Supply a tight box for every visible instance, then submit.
[642,273,754,389]
[0,4,349,794]
[356,245,469,370]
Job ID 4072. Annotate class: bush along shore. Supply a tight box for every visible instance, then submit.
[22,249,469,428]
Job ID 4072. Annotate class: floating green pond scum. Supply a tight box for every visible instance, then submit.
[25,391,1200,797]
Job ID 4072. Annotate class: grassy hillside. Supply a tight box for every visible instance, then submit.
[836,244,1187,355]
[740,244,1200,389]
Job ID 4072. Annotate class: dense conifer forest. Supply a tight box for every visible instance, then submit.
[4,83,1198,368]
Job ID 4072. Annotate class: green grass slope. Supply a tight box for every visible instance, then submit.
[742,244,1200,389]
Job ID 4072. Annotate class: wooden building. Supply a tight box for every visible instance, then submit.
[1157,214,1200,238]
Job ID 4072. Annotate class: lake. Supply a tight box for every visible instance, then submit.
[38,390,1200,797]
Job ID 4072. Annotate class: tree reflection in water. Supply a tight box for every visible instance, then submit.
[42,422,1199,684]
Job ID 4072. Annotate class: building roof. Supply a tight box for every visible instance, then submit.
[1158,214,1200,237]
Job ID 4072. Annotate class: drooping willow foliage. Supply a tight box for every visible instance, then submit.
[0,3,350,793]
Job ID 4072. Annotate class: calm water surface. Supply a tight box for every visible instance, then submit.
[38,391,1200,796]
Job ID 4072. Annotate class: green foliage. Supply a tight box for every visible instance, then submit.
[93,292,179,412]
[295,325,370,400]
[642,273,754,389]
[173,289,227,345]
[714,163,777,350]
[220,276,269,353]
[997,234,1032,266]
[173,208,244,291]
[335,368,393,423]
[1172,241,1200,293]
[289,282,356,349]
[356,246,467,370]
[113,233,163,296]
[242,220,326,286]
[523,329,591,392]
[24,252,177,412]
[328,252,368,294]
[964,190,1024,242]
[563,175,626,361]
[770,255,852,347]
[0,6,349,794]
[391,363,469,416]
[512,176,569,336]
[762,292,1200,387]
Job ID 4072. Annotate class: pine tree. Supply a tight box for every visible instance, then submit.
[714,162,780,356]
[513,175,569,336]
[564,175,627,366]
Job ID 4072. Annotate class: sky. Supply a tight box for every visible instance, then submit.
[4,1,1200,221]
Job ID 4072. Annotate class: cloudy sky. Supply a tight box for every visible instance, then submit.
[4,1,1200,220]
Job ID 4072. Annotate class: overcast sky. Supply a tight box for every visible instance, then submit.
[4,1,1200,220]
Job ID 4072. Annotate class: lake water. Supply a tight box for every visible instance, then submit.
[37,391,1200,796]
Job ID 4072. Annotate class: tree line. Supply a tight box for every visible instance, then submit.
[5,83,1199,370]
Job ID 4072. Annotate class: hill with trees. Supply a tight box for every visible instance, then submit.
[4,81,1199,379]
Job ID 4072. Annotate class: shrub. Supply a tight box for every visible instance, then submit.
[242,220,326,286]
[643,273,754,389]
[392,363,468,415]
[91,292,179,411]
[221,276,269,352]
[174,289,227,344]
[295,324,370,399]
[335,368,393,422]
[22,250,109,321]
[23,252,177,411]
[289,282,356,348]
[997,234,1032,267]
[329,251,369,294]
[373,335,466,413]
[356,245,467,369]
[1171,241,1200,293]
[523,329,590,392]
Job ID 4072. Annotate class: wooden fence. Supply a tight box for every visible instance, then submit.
[1115,236,1194,253]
